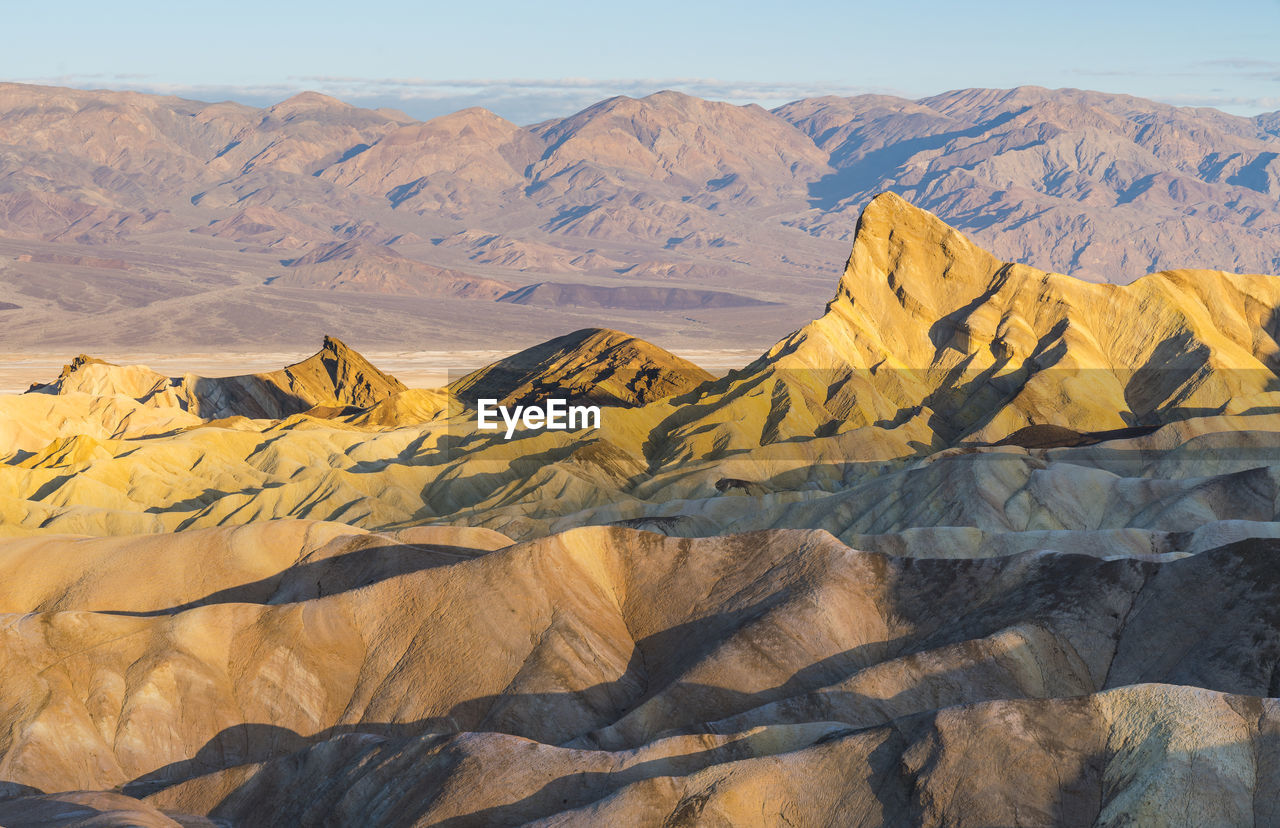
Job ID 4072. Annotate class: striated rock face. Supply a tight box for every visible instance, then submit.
[658,191,1280,455]
[449,327,715,407]
[6,197,1280,542]
[281,334,408,410]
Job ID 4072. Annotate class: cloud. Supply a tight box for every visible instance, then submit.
[1196,58,1280,72]
[34,73,1276,121]
[14,76,304,104]
[1062,60,1280,115]
[1151,92,1280,113]
[10,74,902,123]
[1188,59,1280,86]
[293,75,890,98]
[1072,58,1280,80]
[284,76,905,122]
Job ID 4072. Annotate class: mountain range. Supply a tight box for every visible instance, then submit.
[1,82,1278,352]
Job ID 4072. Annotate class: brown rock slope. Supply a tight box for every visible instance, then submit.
[526,89,831,206]
[319,107,543,213]
[1,526,1280,823]
[449,327,714,407]
[645,190,1280,462]
[778,86,1280,278]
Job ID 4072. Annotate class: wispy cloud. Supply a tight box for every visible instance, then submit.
[1196,58,1280,72]
[292,75,891,99]
[1072,58,1280,80]
[1152,92,1280,112]
[24,72,162,83]
[1063,59,1280,115]
[285,76,905,122]
[1190,59,1280,86]
[14,76,303,102]
[9,74,902,123]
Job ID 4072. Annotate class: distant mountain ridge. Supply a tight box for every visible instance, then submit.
[778,87,1280,276]
[0,81,1278,350]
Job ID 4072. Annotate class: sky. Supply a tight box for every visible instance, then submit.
[5,0,1280,124]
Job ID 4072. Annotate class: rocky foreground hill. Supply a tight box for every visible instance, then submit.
[0,82,1278,351]
[2,197,1280,823]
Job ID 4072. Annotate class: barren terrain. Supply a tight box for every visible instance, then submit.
[2,197,1280,823]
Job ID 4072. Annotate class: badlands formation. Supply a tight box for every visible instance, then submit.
[3,195,1280,823]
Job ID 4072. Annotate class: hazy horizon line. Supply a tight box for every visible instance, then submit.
[7,75,1278,125]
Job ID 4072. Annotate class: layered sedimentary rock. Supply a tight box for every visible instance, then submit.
[670,190,1280,451]
[4,197,1280,544]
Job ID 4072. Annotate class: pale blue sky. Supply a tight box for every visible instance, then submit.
[6,0,1280,123]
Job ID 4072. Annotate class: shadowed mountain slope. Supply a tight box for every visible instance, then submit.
[777,87,1280,277]
[659,191,1280,455]
[526,90,831,205]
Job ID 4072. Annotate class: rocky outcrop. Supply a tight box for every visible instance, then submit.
[449,327,714,407]
[650,191,1280,455]
[6,196,1280,822]
[30,336,406,419]
[9,197,1280,541]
